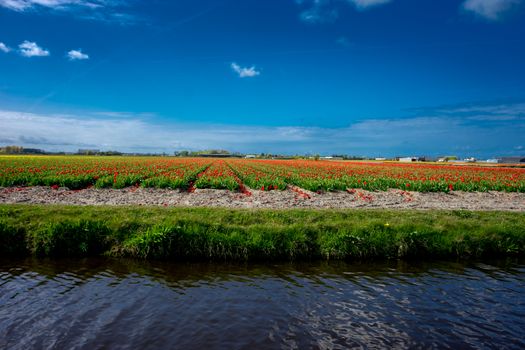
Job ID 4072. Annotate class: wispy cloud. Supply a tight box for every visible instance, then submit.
[67,49,89,60]
[298,0,339,23]
[0,42,11,53]
[411,102,525,120]
[462,0,522,20]
[231,62,261,78]
[0,0,103,11]
[0,0,137,24]
[296,0,392,23]
[349,0,392,10]
[18,41,50,57]
[1,102,524,157]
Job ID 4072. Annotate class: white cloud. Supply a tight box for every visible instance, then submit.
[0,0,137,24]
[67,49,89,60]
[0,0,104,11]
[1,103,524,157]
[18,41,50,57]
[462,0,522,20]
[348,0,392,10]
[422,102,525,119]
[0,42,11,53]
[0,109,310,153]
[231,62,261,78]
[0,0,29,10]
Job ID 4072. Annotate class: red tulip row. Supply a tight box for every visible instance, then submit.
[0,156,524,192]
[0,156,210,190]
[225,159,525,192]
[194,160,240,191]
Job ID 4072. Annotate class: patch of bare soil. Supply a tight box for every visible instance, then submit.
[1,186,524,211]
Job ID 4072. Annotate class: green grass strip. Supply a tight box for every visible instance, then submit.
[0,204,524,261]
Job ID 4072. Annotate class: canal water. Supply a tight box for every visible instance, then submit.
[1,258,524,349]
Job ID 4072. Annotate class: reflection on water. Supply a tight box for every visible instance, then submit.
[1,258,524,349]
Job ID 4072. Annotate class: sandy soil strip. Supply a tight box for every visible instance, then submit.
[1,186,524,211]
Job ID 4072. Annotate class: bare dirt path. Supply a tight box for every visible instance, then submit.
[1,186,524,211]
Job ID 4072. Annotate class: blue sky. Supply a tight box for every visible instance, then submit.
[1,0,524,157]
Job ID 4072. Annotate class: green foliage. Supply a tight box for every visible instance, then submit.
[0,220,27,255]
[94,175,114,188]
[120,221,318,260]
[194,176,239,191]
[1,155,525,193]
[113,174,144,189]
[141,176,186,189]
[0,204,524,261]
[28,220,111,257]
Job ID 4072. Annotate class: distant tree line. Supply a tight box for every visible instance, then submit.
[77,149,123,156]
[0,146,46,154]
[174,149,232,157]
[0,146,125,156]
[0,145,412,161]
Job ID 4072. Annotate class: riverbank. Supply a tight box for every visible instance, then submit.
[1,186,525,211]
[1,204,524,260]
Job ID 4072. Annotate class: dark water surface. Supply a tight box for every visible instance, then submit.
[1,258,524,349]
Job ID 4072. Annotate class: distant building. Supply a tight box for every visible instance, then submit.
[375,157,386,161]
[399,157,418,162]
[244,154,256,158]
[485,159,500,163]
[437,156,458,162]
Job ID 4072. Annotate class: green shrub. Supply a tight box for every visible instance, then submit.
[29,220,111,257]
[0,221,27,256]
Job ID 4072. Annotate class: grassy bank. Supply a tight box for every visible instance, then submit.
[1,204,524,261]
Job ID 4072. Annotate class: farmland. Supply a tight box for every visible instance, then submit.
[1,156,525,260]
[1,155,524,193]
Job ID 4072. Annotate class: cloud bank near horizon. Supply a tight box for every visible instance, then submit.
[1,103,524,157]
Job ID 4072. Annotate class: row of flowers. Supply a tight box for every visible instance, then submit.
[0,156,524,192]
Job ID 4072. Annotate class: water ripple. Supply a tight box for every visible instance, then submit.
[0,258,524,349]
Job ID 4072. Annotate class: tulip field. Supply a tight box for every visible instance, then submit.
[0,155,524,193]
